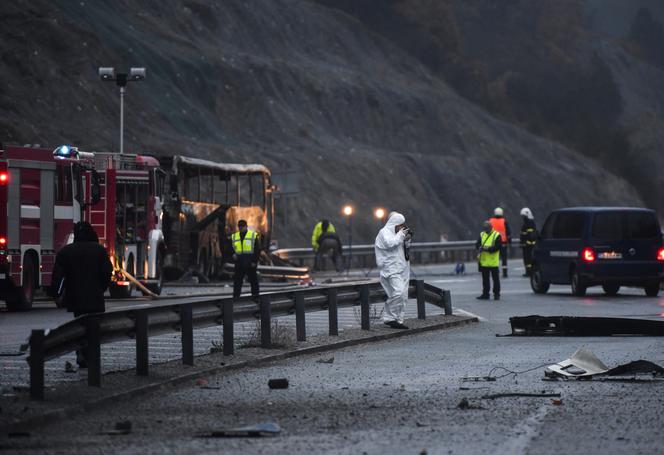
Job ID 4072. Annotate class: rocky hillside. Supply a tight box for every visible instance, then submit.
[318,0,664,234]
[0,0,644,245]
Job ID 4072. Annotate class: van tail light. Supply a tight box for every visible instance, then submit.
[0,172,8,185]
[0,237,6,247]
[657,248,664,261]
[582,247,596,262]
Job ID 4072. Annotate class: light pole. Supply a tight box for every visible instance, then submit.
[343,205,353,274]
[99,67,146,155]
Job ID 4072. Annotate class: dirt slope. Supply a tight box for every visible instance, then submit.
[0,0,643,245]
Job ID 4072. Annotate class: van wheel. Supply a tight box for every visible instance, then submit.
[644,283,660,297]
[6,255,36,311]
[530,264,549,294]
[571,270,587,296]
[602,284,620,296]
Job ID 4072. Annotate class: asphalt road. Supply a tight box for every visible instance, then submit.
[3,262,664,454]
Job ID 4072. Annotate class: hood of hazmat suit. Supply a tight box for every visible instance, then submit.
[374,212,409,277]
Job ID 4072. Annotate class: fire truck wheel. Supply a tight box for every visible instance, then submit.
[6,254,36,311]
[109,282,133,299]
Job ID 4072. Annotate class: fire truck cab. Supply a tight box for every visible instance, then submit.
[0,145,165,311]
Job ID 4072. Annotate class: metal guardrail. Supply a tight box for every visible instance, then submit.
[26,279,452,400]
[273,239,522,269]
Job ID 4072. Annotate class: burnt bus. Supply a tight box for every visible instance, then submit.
[160,155,274,279]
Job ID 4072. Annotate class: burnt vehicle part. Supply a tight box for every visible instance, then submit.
[510,315,664,336]
[545,348,664,379]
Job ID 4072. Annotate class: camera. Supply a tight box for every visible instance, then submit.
[403,227,414,238]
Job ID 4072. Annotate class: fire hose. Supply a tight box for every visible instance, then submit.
[119,268,159,299]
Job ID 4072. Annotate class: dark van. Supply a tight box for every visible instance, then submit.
[531,207,664,297]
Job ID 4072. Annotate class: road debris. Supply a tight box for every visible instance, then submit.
[316,357,334,364]
[195,378,208,387]
[64,361,76,373]
[509,315,664,336]
[481,392,561,400]
[196,422,281,438]
[551,398,563,406]
[101,420,132,435]
[268,378,289,389]
[457,398,485,410]
[545,348,664,379]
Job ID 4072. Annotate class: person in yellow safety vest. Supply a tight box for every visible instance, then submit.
[489,207,511,278]
[231,219,261,299]
[519,207,537,277]
[476,220,502,300]
[311,219,336,251]
[311,219,342,271]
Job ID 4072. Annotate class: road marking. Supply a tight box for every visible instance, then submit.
[454,308,487,322]
[497,404,551,454]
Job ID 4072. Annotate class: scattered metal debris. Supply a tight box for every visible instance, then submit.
[196,422,281,438]
[316,357,335,364]
[268,378,289,389]
[102,420,132,436]
[195,378,209,387]
[545,348,664,380]
[461,376,496,382]
[7,432,30,438]
[481,392,561,400]
[457,398,485,410]
[510,315,664,336]
[551,399,563,406]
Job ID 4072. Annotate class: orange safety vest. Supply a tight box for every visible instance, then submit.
[489,217,508,242]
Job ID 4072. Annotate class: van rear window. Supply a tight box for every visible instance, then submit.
[626,212,659,239]
[592,211,660,239]
[551,213,585,239]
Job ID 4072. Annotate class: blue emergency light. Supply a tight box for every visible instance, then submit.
[53,145,77,158]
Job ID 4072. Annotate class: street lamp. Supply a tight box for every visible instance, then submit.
[98,67,146,155]
[374,207,386,223]
[343,205,353,274]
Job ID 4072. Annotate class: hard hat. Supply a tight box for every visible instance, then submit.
[520,207,533,219]
[493,207,504,217]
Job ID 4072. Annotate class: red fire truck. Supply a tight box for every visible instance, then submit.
[0,145,165,311]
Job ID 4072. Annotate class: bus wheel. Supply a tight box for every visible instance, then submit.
[6,254,36,311]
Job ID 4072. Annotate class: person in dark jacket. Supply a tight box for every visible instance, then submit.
[519,207,537,277]
[52,221,113,367]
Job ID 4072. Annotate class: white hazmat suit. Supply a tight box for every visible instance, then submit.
[374,212,410,324]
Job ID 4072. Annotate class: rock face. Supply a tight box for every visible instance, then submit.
[0,0,643,245]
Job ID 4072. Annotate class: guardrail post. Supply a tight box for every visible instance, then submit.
[360,284,370,330]
[260,294,271,348]
[86,317,102,387]
[223,299,234,356]
[29,329,45,400]
[136,311,149,376]
[416,280,426,319]
[328,288,338,336]
[181,304,194,365]
[295,293,306,341]
[442,290,453,316]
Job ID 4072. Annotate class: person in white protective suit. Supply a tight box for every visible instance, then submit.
[374,211,412,329]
